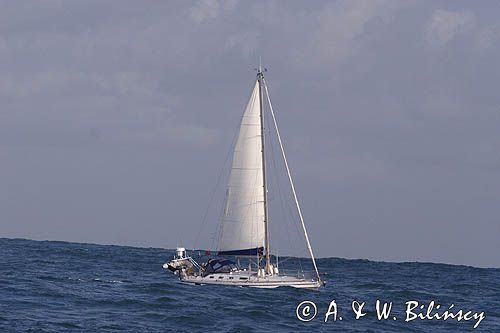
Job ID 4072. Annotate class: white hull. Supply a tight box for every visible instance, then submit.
[178,271,321,289]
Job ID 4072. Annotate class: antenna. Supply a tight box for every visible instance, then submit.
[255,56,268,75]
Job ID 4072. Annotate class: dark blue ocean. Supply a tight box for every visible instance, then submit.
[0,238,498,332]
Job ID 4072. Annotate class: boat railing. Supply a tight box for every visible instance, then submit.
[277,268,315,280]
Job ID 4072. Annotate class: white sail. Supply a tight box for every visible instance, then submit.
[218,81,265,254]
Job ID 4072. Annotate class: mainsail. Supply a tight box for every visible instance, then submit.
[218,81,265,255]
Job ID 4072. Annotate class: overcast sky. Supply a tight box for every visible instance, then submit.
[1,0,499,267]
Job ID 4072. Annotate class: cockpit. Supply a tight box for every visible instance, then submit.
[202,259,239,276]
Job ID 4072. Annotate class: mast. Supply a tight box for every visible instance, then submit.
[257,65,271,274]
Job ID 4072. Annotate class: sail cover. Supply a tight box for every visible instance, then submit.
[218,81,265,255]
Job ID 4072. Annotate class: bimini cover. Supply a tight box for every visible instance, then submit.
[202,259,238,276]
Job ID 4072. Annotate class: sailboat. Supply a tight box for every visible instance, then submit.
[163,66,323,288]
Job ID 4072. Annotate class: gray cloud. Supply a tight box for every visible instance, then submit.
[425,9,476,47]
[0,0,499,267]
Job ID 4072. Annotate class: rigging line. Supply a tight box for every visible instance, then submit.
[263,78,321,283]
[212,188,227,252]
[265,100,304,273]
[267,105,301,240]
[276,256,294,265]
